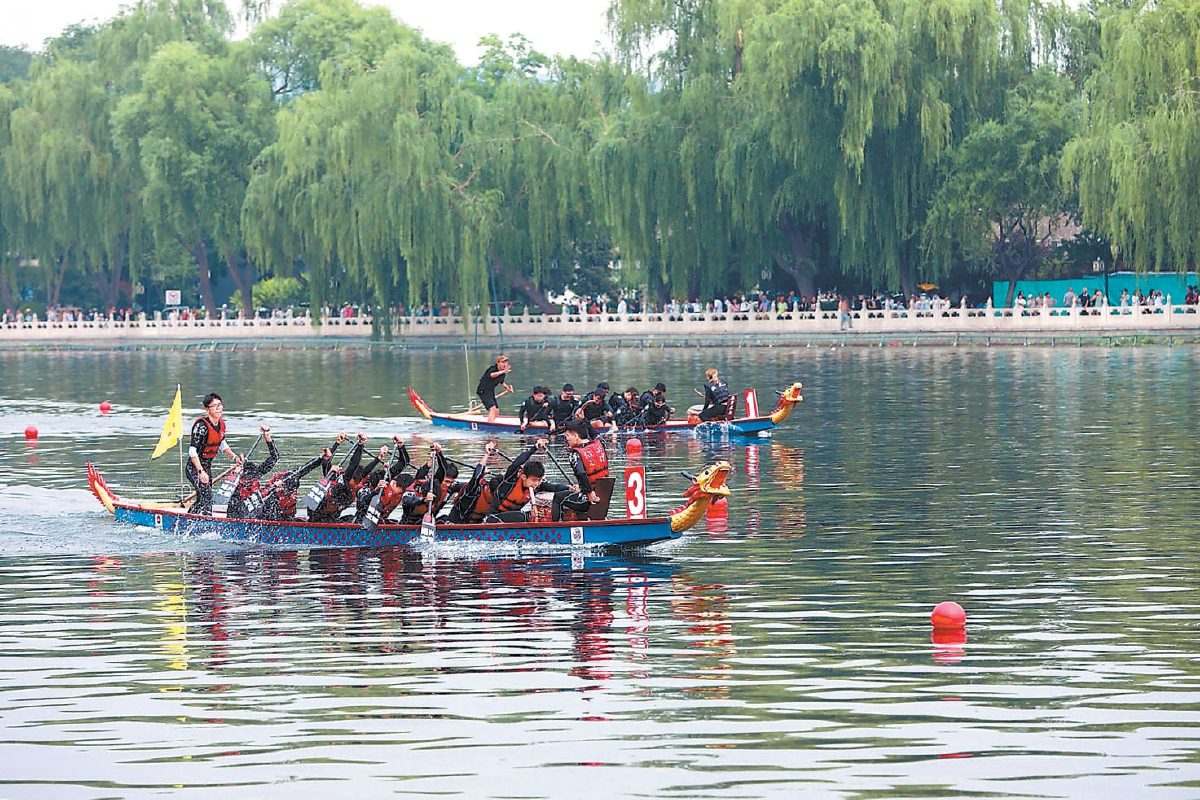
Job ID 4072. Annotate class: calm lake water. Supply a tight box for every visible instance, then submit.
[1,346,1199,798]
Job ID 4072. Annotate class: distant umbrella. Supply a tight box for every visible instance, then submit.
[917,283,938,291]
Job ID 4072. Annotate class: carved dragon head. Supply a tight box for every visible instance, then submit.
[777,381,804,406]
[681,460,732,501]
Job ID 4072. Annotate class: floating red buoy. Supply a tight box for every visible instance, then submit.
[626,437,642,454]
[99,401,112,414]
[24,425,37,440]
[931,601,967,629]
[705,496,728,517]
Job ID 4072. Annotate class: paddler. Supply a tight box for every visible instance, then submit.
[550,419,610,521]
[253,434,347,521]
[477,354,513,424]
[578,382,614,427]
[611,386,643,426]
[483,438,561,523]
[186,392,242,515]
[226,426,280,519]
[518,386,553,433]
[547,383,578,431]
[446,440,503,524]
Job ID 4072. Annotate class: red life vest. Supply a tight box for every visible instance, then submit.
[267,471,297,518]
[379,483,405,516]
[237,476,261,499]
[576,439,609,486]
[197,417,225,460]
[469,484,495,522]
[493,480,532,513]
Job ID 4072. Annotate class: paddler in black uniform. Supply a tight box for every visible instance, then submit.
[309,432,368,522]
[350,438,412,523]
[251,435,347,521]
[399,444,456,523]
[547,383,578,431]
[226,426,280,519]
[611,387,642,426]
[446,440,503,524]
[186,392,242,515]
[578,382,614,428]
[482,438,563,523]
[477,354,513,424]
[640,392,673,427]
[551,420,610,521]
[699,368,734,421]
[518,386,553,433]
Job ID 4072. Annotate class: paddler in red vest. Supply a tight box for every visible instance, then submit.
[483,438,559,523]
[186,392,242,515]
[226,426,280,519]
[551,419,610,521]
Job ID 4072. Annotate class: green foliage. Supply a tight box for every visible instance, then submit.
[0,0,1195,315]
[926,67,1082,303]
[0,46,32,83]
[248,275,306,309]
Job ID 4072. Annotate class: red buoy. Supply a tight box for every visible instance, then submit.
[626,437,642,454]
[24,425,37,440]
[705,496,728,518]
[99,401,112,414]
[931,601,967,629]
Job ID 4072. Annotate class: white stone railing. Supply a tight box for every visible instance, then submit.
[5,304,1200,344]
[393,303,1200,336]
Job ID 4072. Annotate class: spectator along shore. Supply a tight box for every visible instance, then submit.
[6,303,1200,350]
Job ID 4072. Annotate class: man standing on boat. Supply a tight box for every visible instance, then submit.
[477,354,513,424]
[186,392,243,515]
[552,420,610,521]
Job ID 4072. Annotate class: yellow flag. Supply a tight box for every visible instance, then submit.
[151,385,184,459]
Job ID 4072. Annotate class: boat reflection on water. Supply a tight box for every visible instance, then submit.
[145,548,693,684]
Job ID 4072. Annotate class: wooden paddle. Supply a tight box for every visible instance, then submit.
[304,444,354,513]
[213,434,263,514]
[361,446,403,534]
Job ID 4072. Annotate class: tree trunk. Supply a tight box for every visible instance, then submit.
[91,234,127,311]
[226,249,255,319]
[46,250,68,307]
[490,252,554,313]
[772,212,817,298]
[182,229,216,317]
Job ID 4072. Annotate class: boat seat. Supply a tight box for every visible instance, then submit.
[587,477,617,520]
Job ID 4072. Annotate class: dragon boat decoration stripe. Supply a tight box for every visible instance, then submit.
[407,382,803,437]
[86,461,732,549]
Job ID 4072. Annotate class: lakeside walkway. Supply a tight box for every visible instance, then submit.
[6,305,1200,349]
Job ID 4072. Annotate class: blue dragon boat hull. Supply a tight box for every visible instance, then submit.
[110,503,680,548]
[407,386,802,438]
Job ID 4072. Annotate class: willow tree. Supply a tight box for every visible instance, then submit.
[470,39,619,310]
[0,80,21,311]
[252,0,408,99]
[596,0,751,302]
[5,56,137,310]
[721,0,1004,297]
[926,68,1082,306]
[1062,0,1200,273]
[243,31,496,332]
[115,38,275,316]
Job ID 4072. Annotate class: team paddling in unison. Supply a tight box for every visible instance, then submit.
[185,393,614,528]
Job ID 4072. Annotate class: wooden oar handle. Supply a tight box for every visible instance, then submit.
[181,463,237,505]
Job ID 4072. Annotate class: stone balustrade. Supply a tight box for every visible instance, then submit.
[4,303,1200,345]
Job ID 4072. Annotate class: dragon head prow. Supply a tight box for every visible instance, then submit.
[692,460,732,498]
[778,382,803,405]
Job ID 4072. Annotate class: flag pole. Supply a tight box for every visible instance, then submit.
[176,384,185,503]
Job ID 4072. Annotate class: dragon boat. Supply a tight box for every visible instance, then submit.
[86,461,732,550]
[407,382,803,437]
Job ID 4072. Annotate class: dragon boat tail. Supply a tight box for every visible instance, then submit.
[86,460,733,549]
